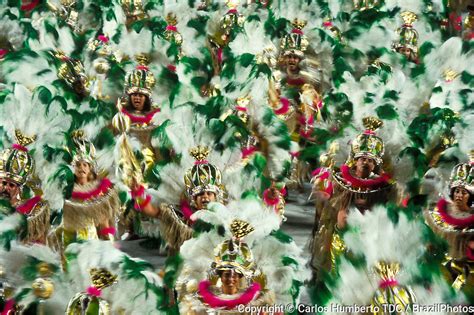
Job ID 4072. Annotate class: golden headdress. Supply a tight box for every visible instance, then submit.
[449,151,474,195]
[348,117,385,166]
[210,219,255,278]
[280,19,309,59]
[0,130,36,186]
[184,145,225,201]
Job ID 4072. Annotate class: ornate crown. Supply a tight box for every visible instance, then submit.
[184,145,224,201]
[348,117,385,165]
[56,53,89,91]
[124,58,156,97]
[280,19,309,58]
[69,130,98,174]
[449,151,474,195]
[211,219,255,278]
[121,0,147,24]
[66,268,117,314]
[353,0,380,10]
[392,12,419,56]
[0,130,36,186]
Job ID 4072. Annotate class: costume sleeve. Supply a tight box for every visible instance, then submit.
[158,203,194,250]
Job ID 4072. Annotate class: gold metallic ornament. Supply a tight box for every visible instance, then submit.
[47,0,81,32]
[212,237,255,278]
[68,130,98,173]
[56,53,90,92]
[280,19,309,59]
[353,0,380,10]
[371,261,417,314]
[448,153,474,194]
[124,57,156,97]
[230,219,254,239]
[112,102,132,133]
[392,12,419,61]
[184,146,225,201]
[164,13,183,46]
[121,0,148,25]
[66,268,117,315]
[32,278,54,299]
[443,68,460,82]
[348,117,385,166]
[0,130,36,186]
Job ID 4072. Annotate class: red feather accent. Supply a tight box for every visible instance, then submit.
[198,280,261,309]
[21,0,39,11]
[274,98,290,115]
[436,199,474,228]
[99,227,116,236]
[241,146,257,159]
[121,108,160,124]
[86,286,102,297]
[16,196,42,215]
[263,188,279,206]
[71,178,112,200]
[340,164,391,189]
[1,299,15,315]
[180,199,195,222]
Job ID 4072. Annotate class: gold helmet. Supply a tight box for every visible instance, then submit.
[449,151,474,195]
[66,268,117,315]
[392,12,419,59]
[124,62,156,98]
[68,130,98,175]
[56,53,89,92]
[121,0,148,25]
[0,130,36,186]
[184,145,225,201]
[348,117,385,166]
[280,19,309,59]
[210,219,255,278]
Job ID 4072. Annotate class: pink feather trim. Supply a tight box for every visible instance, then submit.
[379,279,398,289]
[217,48,223,64]
[263,189,279,206]
[99,227,116,236]
[437,199,474,228]
[167,64,177,72]
[340,164,391,189]
[466,247,474,260]
[242,146,257,159]
[180,199,195,222]
[1,299,15,315]
[235,106,247,112]
[21,0,39,11]
[166,25,178,32]
[198,280,261,309]
[134,195,151,211]
[0,49,8,59]
[291,28,304,35]
[98,35,109,43]
[71,178,112,200]
[194,160,209,165]
[121,108,160,124]
[274,98,290,115]
[86,286,102,297]
[136,65,149,71]
[16,196,42,215]
[131,185,145,198]
[12,144,28,152]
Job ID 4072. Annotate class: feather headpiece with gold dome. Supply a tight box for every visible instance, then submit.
[280,19,309,59]
[449,151,474,195]
[210,219,255,279]
[124,56,156,98]
[348,117,385,166]
[67,130,98,174]
[184,145,225,202]
[0,130,36,186]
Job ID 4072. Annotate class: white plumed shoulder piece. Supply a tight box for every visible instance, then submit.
[192,198,281,243]
[344,205,425,277]
[179,200,310,305]
[64,240,166,315]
